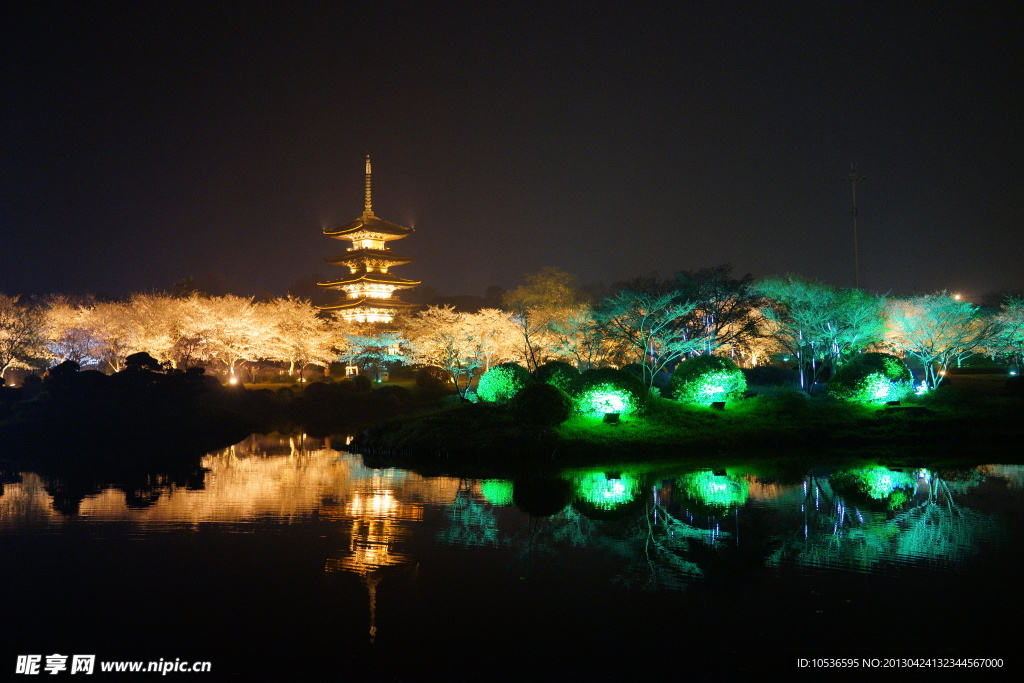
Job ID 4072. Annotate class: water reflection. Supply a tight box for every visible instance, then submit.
[1,440,1017,600]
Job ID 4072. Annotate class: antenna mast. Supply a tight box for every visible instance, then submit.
[845,162,867,288]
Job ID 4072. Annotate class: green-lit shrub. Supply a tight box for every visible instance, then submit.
[534,360,579,392]
[476,362,531,403]
[671,355,746,405]
[568,367,647,416]
[828,352,914,404]
[509,383,572,426]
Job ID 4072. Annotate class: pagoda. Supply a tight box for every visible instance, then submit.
[318,157,420,323]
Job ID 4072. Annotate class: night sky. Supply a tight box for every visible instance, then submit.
[3,2,1020,302]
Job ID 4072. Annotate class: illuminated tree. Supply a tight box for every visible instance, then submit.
[756,276,885,392]
[674,264,769,357]
[546,304,608,369]
[404,305,482,398]
[727,307,786,368]
[885,292,999,389]
[343,330,407,381]
[124,292,186,366]
[461,307,522,372]
[592,288,701,389]
[503,267,581,372]
[88,300,138,373]
[260,296,334,376]
[43,295,101,366]
[199,295,269,379]
[167,294,214,369]
[992,296,1024,371]
[0,294,47,380]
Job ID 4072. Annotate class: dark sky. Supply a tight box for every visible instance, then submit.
[2,1,1020,301]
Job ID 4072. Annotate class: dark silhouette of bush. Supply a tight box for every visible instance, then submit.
[415,366,453,395]
[125,352,164,372]
[828,352,913,403]
[671,355,746,405]
[351,375,373,392]
[376,384,412,405]
[512,477,571,517]
[302,381,332,401]
[509,383,572,426]
[477,363,531,403]
[743,365,799,387]
[568,367,647,416]
[534,361,579,392]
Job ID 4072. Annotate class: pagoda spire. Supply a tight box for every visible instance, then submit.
[363,155,374,217]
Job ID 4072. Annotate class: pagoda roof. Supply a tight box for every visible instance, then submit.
[317,272,421,288]
[324,213,414,239]
[324,248,412,266]
[318,297,419,311]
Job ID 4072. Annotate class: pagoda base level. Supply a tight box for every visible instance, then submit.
[336,306,403,324]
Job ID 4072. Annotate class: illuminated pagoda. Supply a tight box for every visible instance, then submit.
[318,156,420,323]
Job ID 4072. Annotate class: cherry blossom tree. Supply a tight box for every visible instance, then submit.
[88,300,139,373]
[503,267,581,372]
[0,294,47,381]
[461,308,522,372]
[43,295,101,366]
[260,296,334,376]
[405,305,480,397]
[199,295,268,379]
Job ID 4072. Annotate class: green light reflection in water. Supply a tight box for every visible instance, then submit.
[572,471,642,511]
[479,479,514,506]
[677,470,749,510]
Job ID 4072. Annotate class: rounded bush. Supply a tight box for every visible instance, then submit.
[534,361,579,392]
[375,384,412,404]
[351,375,373,392]
[671,355,746,405]
[568,367,647,416]
[828,352,914,404]
[742,365,799,388]
[476,363,531,403]
[509,383,572,426]
[415,366,453,395]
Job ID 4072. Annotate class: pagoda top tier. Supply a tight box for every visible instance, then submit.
[324,155,414,240]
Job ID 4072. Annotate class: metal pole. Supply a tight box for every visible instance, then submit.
[844,163,867,288]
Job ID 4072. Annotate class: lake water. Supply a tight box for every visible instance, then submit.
[3,435,1023,679]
